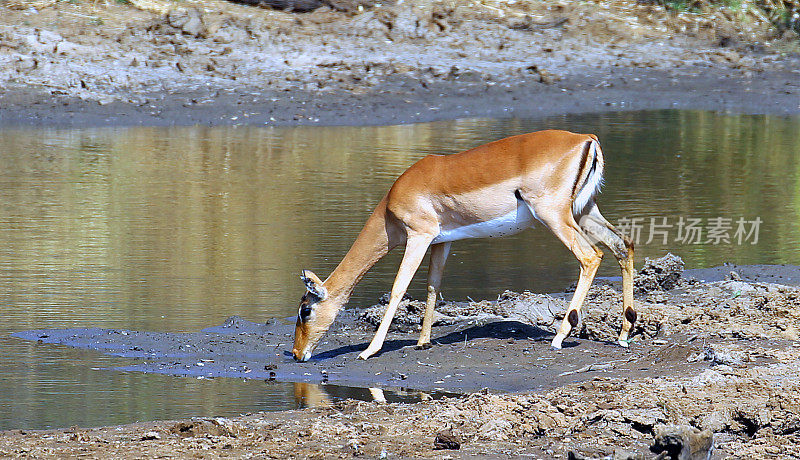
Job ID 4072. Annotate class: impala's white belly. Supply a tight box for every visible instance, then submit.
[431,202,536,244]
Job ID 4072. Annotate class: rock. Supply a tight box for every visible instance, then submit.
[360,298,426,332]
[477,419,512,440]
[97,96,115,106]
[54,40,90,56]
[650,424,713,460]
[620,408,667,432]
[567,452,591,460]
[14,56,37,72]
[169,418,242,438]
[36,29,63,45]
[167,8,206,37]
[568,451,643,460]
[506,15,533,30]
[691,369,727,386]
[700,344,749,367]
[614,450,646,460]
[448,68,484,83]
[21,31,56,53]
[634,253,685,295]
[525,64,557,84]
[700,410,730,432]
[140,431,161,441]
[390,8,426,40]
[350,12,388,38]
[377,292,412,305]
[237,0,325,12]
[327,0,381,12]
[433,429,460,450]
[231,0,376,12]
[498,290,564,329]
[221,315,249,328]
[715,279,758,295]
[711,49,740,65]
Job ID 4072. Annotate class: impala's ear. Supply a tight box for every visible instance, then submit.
[300,270,327,300]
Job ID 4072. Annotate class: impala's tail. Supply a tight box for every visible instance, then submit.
[572,137,605,216]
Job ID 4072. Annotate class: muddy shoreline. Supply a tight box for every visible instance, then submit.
[2,0,799,129]
[10,262,800,394]
[6,260,800,458]
[2,67,800,129]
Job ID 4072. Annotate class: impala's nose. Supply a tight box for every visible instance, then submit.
[292,348,311,362]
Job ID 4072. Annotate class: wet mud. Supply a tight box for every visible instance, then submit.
[7,256,800,458]
[1,0,800,128]
[12,257,797,391]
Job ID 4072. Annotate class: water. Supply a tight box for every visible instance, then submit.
[1,110,799,429]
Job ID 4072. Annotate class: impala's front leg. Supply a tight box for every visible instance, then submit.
[417,242,451,349]
[358,233,434,360]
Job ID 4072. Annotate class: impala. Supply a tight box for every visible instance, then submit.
[292,130,636,361]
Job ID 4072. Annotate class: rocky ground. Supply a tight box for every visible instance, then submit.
[6,256,800,458]
[1,0,799,128]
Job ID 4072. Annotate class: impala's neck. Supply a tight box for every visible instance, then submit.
[324,197,398,306]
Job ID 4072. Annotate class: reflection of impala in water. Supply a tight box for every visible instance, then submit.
[294,382,333,408]
[294,383,434,408]
[292,130,636,362]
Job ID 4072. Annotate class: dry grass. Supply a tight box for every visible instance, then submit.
[128,0,173,15]
[4,0,57,9]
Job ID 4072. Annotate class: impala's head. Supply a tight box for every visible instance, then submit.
[292,270,337,362]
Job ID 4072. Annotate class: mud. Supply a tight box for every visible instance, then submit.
[1,0,800,128]
[4,369,800,459]
[6,257,800,457]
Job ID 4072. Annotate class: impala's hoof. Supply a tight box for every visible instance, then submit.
[358,349,377,360]
[550,334,565,350]
[618,338,630,348]
[415,342,433,350]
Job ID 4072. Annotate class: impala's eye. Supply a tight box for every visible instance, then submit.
[299,294,314,321]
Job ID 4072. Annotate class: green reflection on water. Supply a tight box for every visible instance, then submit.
[1,110,799,429]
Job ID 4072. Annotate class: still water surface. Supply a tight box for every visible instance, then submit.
[2,110,799,429]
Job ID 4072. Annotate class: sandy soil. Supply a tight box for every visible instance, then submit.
[1,0,799,128]
[6,256,800,458]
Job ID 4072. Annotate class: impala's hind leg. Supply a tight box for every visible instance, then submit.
[579,203,636,347]
[417,242,451,348]
[536,209,604,349]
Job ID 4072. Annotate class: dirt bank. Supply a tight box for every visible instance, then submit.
[1,354,799,458]
[1,0,799,128]
[7,257,800,458]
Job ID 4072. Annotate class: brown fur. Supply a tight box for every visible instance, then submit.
[293,130,634,360]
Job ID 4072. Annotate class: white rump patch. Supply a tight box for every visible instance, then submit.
[432,200,535,244]
[572,140,604,216]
